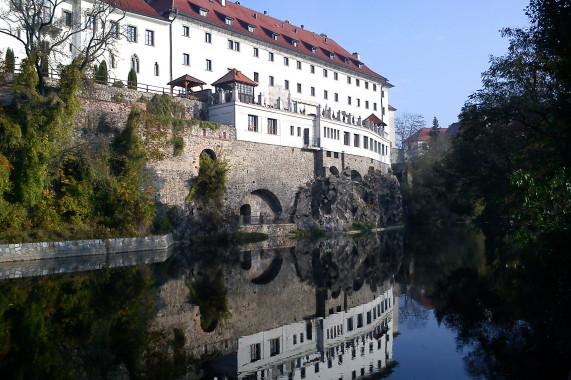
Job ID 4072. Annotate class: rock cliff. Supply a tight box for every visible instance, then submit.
[291,167,403,231]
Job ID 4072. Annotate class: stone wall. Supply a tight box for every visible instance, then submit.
[237,223,297,236]
[322,150,390,178]
[0,234,174,263]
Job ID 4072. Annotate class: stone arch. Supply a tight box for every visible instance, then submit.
[241,251,283,285]
[351,169,362,182]
[200,148,217,162]
[330,166,339,176]
[240,189,282,224]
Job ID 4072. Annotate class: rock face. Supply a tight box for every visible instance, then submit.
[291,167,403,231]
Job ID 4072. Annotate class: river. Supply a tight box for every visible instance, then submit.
[0,226,568,379]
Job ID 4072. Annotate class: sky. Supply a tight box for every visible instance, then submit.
[237,0,531,128]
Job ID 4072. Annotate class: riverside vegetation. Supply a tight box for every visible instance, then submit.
[0,55,226,244]
[401,1,570,377]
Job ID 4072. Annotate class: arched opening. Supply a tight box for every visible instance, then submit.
[130,54,140,73]
[330,166,339,176]
[239,189,282,224]
[240,204,252,225]
[351,170,362,182]
[200,149,217,162]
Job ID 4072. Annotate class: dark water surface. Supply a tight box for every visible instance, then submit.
[0,226,568,379]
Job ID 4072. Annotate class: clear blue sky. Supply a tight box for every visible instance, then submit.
[239,0,531,128]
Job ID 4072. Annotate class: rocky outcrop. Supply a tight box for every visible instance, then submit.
[291,167,403,231]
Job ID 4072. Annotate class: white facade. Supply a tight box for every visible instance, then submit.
[0,0,395,164]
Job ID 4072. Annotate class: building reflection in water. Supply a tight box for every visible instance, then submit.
[206,243,399,380]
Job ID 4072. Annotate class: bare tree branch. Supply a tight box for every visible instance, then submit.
[395,112,426,149]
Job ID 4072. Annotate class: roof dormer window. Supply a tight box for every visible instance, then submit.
[358,63,364,68]
[199,8,208,17]
[225,17,233,26]
[272,33,279,41]
[292,40,298,47]
[344,57,349,64]
[248,25,255,33]
[330,53,335,59]
[312,47,317,54]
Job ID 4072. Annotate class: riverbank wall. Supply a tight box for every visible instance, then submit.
[0,233,175,263]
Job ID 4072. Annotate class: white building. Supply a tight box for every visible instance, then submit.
[0,0,396,165]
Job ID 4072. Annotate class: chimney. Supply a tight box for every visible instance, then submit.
[301,24,304,29]
[218,0,226,6]
[264,10,267,15]
[353,52,360,60]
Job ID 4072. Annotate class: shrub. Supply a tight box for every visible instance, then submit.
[127,68,137,89]
[4,48,15,73]
[96,60,108,84]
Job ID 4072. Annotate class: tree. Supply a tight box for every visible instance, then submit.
[96,59,108,84]
[127,67,137,89]
[0,0,126,93]
[395,112,425,149]
[429,116,440,137]
[4,48,15,73]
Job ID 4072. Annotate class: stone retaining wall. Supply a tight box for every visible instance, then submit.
[237,223,297,237]
[0,234,174,263]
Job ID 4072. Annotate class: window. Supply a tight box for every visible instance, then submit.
[381,90,385,98]
[183,25,189,36]
[248,115,258,132]
[347,76,352,84]
[374,103,377,111]
[183,53,190,65]
[270,338,280,356]
[312,46,317,53]
[297,127,301,136]
[145,30,154,46]
[110,53,116,68]
[296,61,302,70]
[154,62,159,76]
[311,87,315,96]
[364,136,369,149]
[284,80,289,90]
[268,52,274,61]
[293,334,297,344]
[228,39,240,51]
[348,96,352,105]
[86,14,96,30]
[334,93,339,102]
[357,314,363,328]
[267,118,277,135]
[248,25,255,33]
[199,8,208,17]
[130,54,139,73]
[330,53,335,59]
[356,79,360,87]
[272,33,279,41]
[63,10,72,27]
[253,47,259,57]
[297,83,301,93]
[127,25,137,42]
[334,72,338,80]
[357,98,361,107]
[300,333,304,343]
[225,17,233,26]
[367,311,372,324]
[365,100,369,109]
[354,134,360,147]
[323,69,328,77]
[254,72,259,82]
[290,125,294,135]
[344,132,350,146]
[347,316,354,330]
[373,84,377,91]
[382,107,386,115]
[205,32,211,43]
[269,76,274,86]
[110,21,118,38]
[284,57,289,66]
[310,65,315,74]
[206,59,212,71]
[292,40,298,47]
[365,81,369,89]
[250,343,261,362]
[324,90,328,99]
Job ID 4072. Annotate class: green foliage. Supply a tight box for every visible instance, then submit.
[351,222,374,231]
[95,60,108,84]
[171,135,184,156]
[112,80,124,88]
[127,68,137,89]
[0,60,156,243]
[189,152,227,207]
[4,48,15,73]
[187,269,230,332]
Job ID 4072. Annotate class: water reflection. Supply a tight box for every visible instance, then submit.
[0,231,404,379]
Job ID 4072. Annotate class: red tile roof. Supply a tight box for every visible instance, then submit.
[212,68,258,87]
[404,127,448,143]
[364,113,384,125]
[113,0,163,19]
[149,0,390,83]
